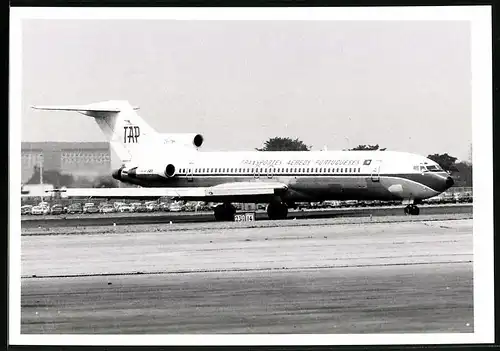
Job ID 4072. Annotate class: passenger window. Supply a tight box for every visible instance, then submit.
[358,167,361,172]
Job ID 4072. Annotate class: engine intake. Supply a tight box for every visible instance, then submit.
[165,164,176,178]
[193,134,204,148]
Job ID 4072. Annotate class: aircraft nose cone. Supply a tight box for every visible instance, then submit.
[446,176,454,188]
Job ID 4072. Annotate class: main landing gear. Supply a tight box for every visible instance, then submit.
[213,203,236,221]
[213,201,290,221]
[267,201,288,220]
[404,204,420,215]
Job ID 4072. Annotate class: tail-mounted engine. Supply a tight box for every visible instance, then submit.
[112,166,126,181]
[164,164,176,178]
[111,164,177,183]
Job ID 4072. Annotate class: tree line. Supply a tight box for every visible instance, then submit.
[257,137,472,187]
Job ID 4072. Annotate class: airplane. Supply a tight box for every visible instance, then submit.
[31,100,454,221]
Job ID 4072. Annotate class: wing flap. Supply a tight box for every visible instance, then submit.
[50,182,288,200]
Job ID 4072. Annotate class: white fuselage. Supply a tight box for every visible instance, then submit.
[116,149,454,203]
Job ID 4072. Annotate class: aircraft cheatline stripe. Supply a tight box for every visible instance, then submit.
[124,172,448,192]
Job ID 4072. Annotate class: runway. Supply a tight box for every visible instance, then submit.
[21,216,473,334]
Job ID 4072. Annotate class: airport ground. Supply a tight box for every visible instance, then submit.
[21,203,472,228]
[21,213,473,334]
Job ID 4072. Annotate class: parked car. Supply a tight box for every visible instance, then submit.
[129,202,141,211]
[118,204,134,213]
[21,205,33,215]
[135,203,149,213]
[66,203,83,214]
[31,205,49,215]
[145,202,160,212]
[38,201,50,208]
[83,203,99,214]
[99,203,115,214]
[169,202,182,212]
[458,193,473,203]
[50,204,64,215]
[113,202,126,211]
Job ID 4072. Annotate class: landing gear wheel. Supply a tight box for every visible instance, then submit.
[267,202,288,220]
[213,203,236,221]
[411,205,420,215]
[404,204,420,216]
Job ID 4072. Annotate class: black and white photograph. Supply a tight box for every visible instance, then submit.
[9,6,494,346]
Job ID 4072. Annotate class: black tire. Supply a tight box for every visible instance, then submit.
[411,206,420,215]
[214,204,235,221]
[267,202,288,220]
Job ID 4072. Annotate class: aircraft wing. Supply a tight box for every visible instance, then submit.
[49,182,288,202]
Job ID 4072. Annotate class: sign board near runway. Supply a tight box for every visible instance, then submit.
[234,212,255,222]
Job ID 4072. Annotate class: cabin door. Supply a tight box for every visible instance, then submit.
[187,162,194,182]
[370,160,381,182]
[267,167,274,179]
[254,167,260,179]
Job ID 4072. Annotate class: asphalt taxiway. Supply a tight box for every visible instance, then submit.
[21,215,473,334]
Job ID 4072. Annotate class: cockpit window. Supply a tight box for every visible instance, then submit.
[426,165,442,172]
[415,164,443,172]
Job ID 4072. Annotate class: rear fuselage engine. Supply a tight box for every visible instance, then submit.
[112,164,177,184]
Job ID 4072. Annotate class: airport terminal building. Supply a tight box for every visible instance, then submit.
[21,142,112,183]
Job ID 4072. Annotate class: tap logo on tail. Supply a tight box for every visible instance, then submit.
[123,125,141,143]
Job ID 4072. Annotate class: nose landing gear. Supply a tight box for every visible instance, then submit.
[404,204,420,216]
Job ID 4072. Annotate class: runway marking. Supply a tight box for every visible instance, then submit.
[21,215,472,237]
[22,259,472,279]
[194,241,462,251]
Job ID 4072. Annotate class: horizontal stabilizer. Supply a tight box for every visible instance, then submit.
[31,100,139,113]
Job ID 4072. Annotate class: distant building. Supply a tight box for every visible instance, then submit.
[21,142,112,183]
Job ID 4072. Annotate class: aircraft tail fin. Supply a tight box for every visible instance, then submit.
[32,100,163,165]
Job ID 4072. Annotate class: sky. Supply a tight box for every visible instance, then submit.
[21,19,472,161]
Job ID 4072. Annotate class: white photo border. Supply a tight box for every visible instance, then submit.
[9,5,494,346]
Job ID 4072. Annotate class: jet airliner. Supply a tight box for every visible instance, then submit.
[32,100,454,221]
